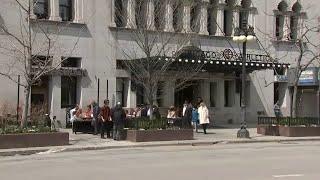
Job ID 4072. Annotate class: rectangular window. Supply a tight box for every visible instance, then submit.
[210,82,217,107]
[61,76,77,108]
[116,78,127,107]
[224,80,234,107]
[61,57,81,68]
[34,0,48,19]
[59,0,73,21]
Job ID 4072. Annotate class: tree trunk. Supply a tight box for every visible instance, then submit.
[21,85,31,128]
[292,84,298,118]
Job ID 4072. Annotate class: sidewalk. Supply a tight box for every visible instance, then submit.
[1,128,320,156]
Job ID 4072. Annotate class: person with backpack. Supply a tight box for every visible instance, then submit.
[111,102,126,141]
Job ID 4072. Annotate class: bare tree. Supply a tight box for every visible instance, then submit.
[290,25,320,117]
[113,0,205,119]
[0,0,82,127]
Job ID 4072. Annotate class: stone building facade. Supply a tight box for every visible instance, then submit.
[0,0,319,127]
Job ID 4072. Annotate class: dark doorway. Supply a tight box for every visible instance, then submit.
[175,84,195,107]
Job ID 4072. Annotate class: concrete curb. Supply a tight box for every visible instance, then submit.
[1,138,320,157]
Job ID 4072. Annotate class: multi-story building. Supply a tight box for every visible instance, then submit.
[0,0,319,127]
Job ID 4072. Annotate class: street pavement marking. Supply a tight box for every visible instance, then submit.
[272,174,304,178]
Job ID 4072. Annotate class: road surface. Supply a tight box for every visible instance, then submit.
[1,142,320,180]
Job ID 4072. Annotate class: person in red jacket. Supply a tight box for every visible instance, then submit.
[99,99,112,139]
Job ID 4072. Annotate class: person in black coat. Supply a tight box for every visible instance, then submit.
[182,100,193,128]
[111,102,126,140]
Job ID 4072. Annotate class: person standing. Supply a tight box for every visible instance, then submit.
[99,99,111,139]
[182,100,193,128]
[91,101,100,135]
[198,102,210,134]
[111,102,126,141]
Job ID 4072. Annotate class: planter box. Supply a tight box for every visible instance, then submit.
[257,125,280,136]
[279,126,320,137]
[126,129,194,142]
[0,132,69,149]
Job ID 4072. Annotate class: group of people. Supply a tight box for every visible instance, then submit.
[167,98,211,134]
[70,100,126,140]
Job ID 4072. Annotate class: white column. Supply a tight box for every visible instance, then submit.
[125,0,137,28]
[215,6,224,36]
[282,14,290,40]
[298,16,304,38]
[248,11,255,28]
[231,8,239,36]
[146,0,155,30]
[110,0,117,27]
[163,0,174,32]
[182,3,192,33]
[73,0,83,23]
[30,1,37,19]
[199,0,209,35]
[49,0,62,21]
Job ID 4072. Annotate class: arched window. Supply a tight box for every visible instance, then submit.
[59,0,73,21]
[154,0,164,30]
[275,1,287,40]
[115,0,125,27]
[208,0,219,35]
[135,0,144,29]
[239,0,251,29]
[290,2,302,40]
[173,1,183,32]
[224,0,235,36]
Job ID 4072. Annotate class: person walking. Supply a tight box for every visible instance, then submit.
[198,102,210,134]
[111,102,126,141]
[99,99,111,139]
[91,101,100,135]
[192,107,199,133]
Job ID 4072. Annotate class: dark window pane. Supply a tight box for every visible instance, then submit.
[34,0,48,19]
[61,76,77,108]
[61,57,81,67]
[59,0,73,21]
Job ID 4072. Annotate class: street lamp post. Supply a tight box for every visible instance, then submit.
[233,24,256,138]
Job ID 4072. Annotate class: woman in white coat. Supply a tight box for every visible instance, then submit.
[198,102,210,134]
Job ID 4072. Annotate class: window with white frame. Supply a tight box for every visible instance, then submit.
[224,0,235,36]
[290,2,302,40]
[239,0,251,29]
[208,0,219,35]
[275,1,287,40]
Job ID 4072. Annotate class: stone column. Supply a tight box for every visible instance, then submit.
[110,0,117,27]
[298,16,304,38]
[215,6,224,36]
[30,1,37,19]
[282,13,290,40]
[73,0,83,23]
[248,11,255,28]
[181,2,192,33]
[125,0,137,28]
[199,0,209,35]
[49,0,62,21]
[163,80,175,107]
[145,0,155,30]
[231,8,239,36]
[163,0,174,32]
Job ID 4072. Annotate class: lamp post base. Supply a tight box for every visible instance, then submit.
[237,128,250,138]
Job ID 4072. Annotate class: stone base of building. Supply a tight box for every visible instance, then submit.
[0,132,69,149]
[126,129,194,142]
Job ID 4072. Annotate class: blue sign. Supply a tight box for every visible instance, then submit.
[298,67,318,86]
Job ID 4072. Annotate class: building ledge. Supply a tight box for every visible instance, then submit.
[31,18,86,27]
[108,26,232,40]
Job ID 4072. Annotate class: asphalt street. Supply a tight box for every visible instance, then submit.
[1,142,320,180]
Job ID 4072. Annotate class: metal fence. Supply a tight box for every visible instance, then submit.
[258,117,320,127]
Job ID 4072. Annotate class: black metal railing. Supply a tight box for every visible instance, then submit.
[258,117,320,127]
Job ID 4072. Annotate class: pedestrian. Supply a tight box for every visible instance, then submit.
[91,101,100,135]
[182,100,193,128]
[99,99,112,139]
[111,102,126,141]
[141,104,148,117]
[198,102,210,134]
[192,107,199,133]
